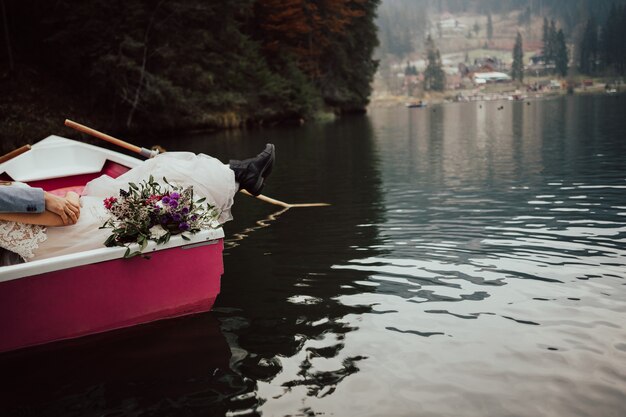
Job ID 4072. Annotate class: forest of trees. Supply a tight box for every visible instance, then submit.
[542,18,568,77]
[423,35,445,91]
[376,0,626,60]
[577,4,626,76]
[0,0,380,140]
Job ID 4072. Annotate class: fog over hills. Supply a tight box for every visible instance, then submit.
[377,0,626,58]
[373,0,626,100]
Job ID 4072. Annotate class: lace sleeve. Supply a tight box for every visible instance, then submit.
[0,221,47,261]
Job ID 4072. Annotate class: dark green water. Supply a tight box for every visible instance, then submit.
[2,94,626,416]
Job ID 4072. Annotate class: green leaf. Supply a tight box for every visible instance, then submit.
[104,235,117,247]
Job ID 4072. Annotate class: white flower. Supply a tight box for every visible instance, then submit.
[149,224,168,239]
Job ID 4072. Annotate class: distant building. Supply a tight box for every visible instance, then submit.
[472,72,512,84]
[473,56,503,71]
[437,16,466,34]
[529,52,544,65]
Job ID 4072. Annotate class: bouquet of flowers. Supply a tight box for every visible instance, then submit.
[101,175,220,258]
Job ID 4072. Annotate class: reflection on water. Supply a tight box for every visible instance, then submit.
[1,95,625,416]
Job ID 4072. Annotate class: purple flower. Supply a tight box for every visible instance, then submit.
[169,200,179,208]
[172,213,182,222]
[191,214,198,221]
[170,192,180,200]
[181,207,189,215]
[179,222,190,231]
[161,196,171,204]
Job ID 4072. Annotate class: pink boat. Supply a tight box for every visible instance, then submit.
[0,136,225,353]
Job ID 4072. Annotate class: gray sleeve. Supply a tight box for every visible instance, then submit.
[0,187,45,213]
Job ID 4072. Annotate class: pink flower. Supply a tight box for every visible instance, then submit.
[103,197,118,210]
[145,195,162,205]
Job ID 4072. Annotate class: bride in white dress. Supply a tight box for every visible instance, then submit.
[0,145,274,263]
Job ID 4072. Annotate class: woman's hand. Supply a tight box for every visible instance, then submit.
[44,192,80,225]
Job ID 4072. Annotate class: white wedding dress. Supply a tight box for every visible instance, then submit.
[0,152,237,262]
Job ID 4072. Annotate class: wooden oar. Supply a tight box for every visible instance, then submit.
[240,190,329,208]
[0,144,31,164]
[64,119,158,158]
[64,119,330,208]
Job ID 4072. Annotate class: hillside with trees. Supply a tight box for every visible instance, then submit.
[0,0,380,148]
[374,0,626,102]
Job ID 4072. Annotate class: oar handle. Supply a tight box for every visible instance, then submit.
[64,119,157,158]
[0,144,31,164]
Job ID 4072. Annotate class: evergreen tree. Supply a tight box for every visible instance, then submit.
[487,12,493,40]
[511,32,524,83]
[547,19,558,67]
[542,17,550,60]
[423,34,445,92]
[617,5,626,74]
[600,4,617,71]
[542,18,558,69]
[600,4,626,75]
[555,28,568,77]
[578,18,597,75]
[404,62,417,76]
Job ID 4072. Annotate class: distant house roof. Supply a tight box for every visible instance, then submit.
[473,72,511,82]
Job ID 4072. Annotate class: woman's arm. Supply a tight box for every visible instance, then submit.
[0,211,65,226]
[0,192,82,227]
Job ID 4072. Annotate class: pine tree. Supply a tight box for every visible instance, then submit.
[512,32,524,83]
[423,34,445,92]
[600,4,617,71]
[555,29,568,77]
[542,17,549,61]
[541,18,558,70]
[548,19,558,67]
[578,18,597,75]
[601,4,626,75]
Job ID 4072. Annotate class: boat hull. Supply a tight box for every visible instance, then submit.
[0,238,223,353]
[0,136,227,353]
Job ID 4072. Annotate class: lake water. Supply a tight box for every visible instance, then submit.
[2,94,626,416]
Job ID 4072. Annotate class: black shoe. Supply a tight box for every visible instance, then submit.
[229,144,275,196]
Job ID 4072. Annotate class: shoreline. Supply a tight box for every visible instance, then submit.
[368,85,624,109]
[2,76,622,156]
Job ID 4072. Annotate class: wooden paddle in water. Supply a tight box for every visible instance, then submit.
[64,119,329,208]
[240,190,329,208]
